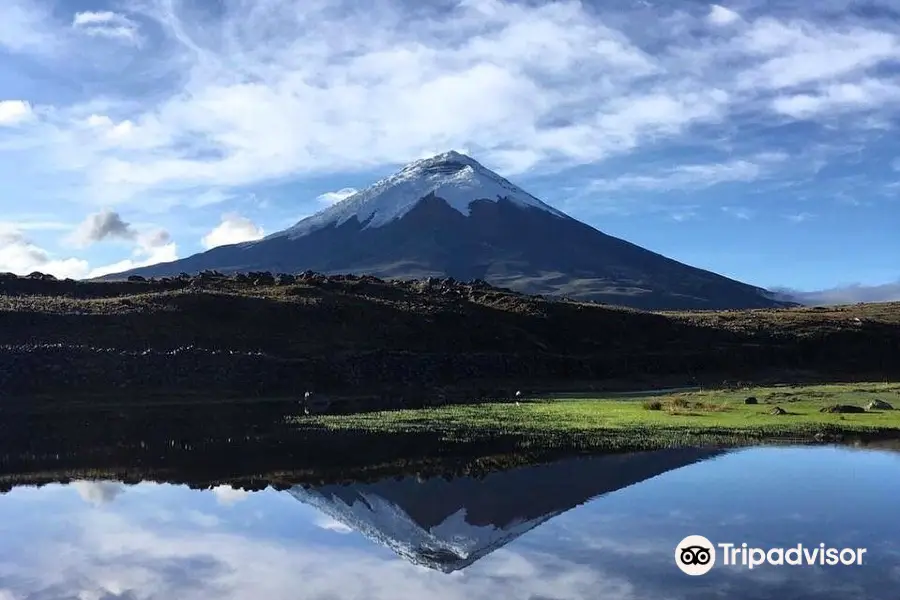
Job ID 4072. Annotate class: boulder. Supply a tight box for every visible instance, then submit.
[866,399,894,411]
[744,396,757,405]
[769,406,787,415]
[819,404,866,414]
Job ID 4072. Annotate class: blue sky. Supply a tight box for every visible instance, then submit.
[0,0,898,301]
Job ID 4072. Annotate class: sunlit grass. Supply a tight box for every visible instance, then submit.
[295,382,900,448]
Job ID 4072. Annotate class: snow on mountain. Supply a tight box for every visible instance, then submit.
[277,150,568,239]
[290,485,551,573]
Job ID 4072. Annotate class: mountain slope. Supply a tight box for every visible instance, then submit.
[289,448,725,572]
[102,151,787,310]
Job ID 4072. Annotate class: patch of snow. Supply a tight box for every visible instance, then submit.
[277,151,568,239]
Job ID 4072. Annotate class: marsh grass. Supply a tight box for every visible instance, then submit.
[643,395,730,415]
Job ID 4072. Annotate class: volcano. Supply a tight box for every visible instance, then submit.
[289,448,726,572]
[103,151,786,310]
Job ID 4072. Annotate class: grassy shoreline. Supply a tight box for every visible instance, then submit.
[1,382,899,490]
[299,382,900,447]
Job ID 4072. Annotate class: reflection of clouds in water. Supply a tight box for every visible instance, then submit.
[186,511,220,528]
[72,481,126,507]
[5,510,641,600]
[4,502,891,600]
[211,486,252,507]
[314,516,353,534]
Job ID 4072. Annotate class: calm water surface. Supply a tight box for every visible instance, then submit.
[0,446,898,599]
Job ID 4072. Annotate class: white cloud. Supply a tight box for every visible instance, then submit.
[66,209,174,274]
[772,80,900,119]
[0,100,33,126]
[211,485,252,506]
[72,11,141,44]
[0,0,749,205]
[71,481,126,507]
[0,218,71,232]
[70,209,138,246]
[316,188,358,205]
[0,0,58,55]
[86,241,178,278]
[707,5,741,26]
[786,211,814,223]
[590,153,786,192]
[9,507,640,600]
[721,206,753,219]
[736,20,899,91]
[0,0,897,239]
[773,281,900,305]
[201,214,265,249]
[0,227,90,278]
[0,210,175,280]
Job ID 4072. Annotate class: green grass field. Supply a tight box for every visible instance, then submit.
[299,382,900,449]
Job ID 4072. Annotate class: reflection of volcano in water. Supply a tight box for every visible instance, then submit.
[290,448,724,572]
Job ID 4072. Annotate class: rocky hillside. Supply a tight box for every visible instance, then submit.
[1,270,898,404]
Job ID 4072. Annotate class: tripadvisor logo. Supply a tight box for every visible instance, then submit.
[675,535,867,575]
[676,535,716,575]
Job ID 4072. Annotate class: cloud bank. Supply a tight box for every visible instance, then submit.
[1,0,899,209]
[775,281,900,305]
[202,214,265,249]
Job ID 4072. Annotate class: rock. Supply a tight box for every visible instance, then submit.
[866,399,893,411]
[127,275,146,282]
[744,396,757,405]
[769,406,787,415]
[819,404,866,414]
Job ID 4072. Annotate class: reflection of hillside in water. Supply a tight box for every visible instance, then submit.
[290,448,726,572]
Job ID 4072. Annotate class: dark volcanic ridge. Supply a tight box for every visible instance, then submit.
[98,151,790,311]
[1,270,898,401]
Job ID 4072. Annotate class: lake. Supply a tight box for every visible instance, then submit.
[0,445,897,599]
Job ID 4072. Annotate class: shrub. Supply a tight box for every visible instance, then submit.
[669,396,691,408]
[643,400,663,411]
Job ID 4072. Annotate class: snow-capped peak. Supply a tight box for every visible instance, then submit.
[279,151,568,238]
[289,484,557,573]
